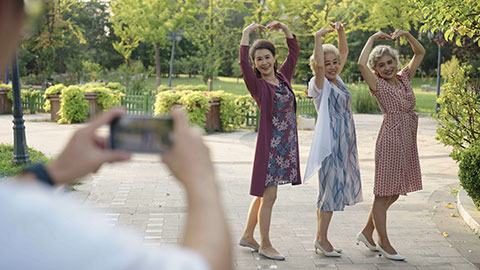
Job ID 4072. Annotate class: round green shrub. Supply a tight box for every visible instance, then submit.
[235,95,257,128]
[83,86,118,111]
[458,142,480,209]
[0,143,51,178]
[154,91,182,116]
[0,83,12,101]
[58,85,89,124]
[179,92,209,128]
[44,84,66,112]
[106,82,126,92]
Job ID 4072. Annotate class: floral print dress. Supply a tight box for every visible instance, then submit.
[266,82,299,186]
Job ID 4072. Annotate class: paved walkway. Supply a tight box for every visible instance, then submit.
[1,113,479,269]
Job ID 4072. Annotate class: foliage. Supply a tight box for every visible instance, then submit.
[458,142,480,209]
[234,94,257,128]
[435,65,480,160]
[81,84,120,111]
[0,144,51,178]
[207,91,240,131]
[350,83,381,113]
[440,56,460,79]
[178,92,210,128]
[410,0,480,47]
[0,84,13,101]
[43,84,66,112]
[106,82,126,92]
[293,90,308,99]
[58,86,89,124]
[116,61,149,93]
[82,61,104,82]
[154,91,182,116]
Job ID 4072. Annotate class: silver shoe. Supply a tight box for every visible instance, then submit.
[239,238,259,251]
[258,248,285,260]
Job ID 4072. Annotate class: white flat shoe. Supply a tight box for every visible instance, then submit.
[356,232,378,251]
[258,248,285,260]
[239,239,259,251]
[314,241,341,257]
[377,245,405,261]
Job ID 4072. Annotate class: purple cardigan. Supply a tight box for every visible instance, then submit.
[239,36,302,197]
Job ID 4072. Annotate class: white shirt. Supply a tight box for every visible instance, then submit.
[0,180,209,270]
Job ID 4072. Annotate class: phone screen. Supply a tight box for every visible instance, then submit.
[109,115,174,154]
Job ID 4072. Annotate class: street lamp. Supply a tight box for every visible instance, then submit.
[427,31,445,114]
[11,52,30,164]
[167,30,183,88]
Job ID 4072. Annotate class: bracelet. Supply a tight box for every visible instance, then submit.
[22,163,55,186]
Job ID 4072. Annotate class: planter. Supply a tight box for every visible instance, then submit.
[46,94,61,121]
[205,97,221,133]
[84,92,103,119]
[0,89,12,114]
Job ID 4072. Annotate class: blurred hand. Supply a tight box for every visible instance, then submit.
[243,23,266,34]
[162,107,215,191]
[390,29,408,39]
[315,28,334,38]
[330,22,347,31]
[266,21,286,31]
[371,31,392,41]
[47,109,130,185]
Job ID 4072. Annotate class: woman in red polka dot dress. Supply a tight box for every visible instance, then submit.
[356,30,425,261]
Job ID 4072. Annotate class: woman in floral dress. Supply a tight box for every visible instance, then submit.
[357,30,425,261]
[238,21,300,260]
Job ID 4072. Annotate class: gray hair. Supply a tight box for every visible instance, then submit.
[309,44,340,76]
[367,45,402,75]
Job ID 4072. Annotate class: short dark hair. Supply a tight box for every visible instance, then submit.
[249,39,278,78]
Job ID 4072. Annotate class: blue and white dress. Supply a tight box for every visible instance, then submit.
[304,76,362,211]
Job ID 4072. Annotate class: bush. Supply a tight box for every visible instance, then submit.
[235,94,257,128]
[441,56,461,79]
[154,91,181,116]
[58,86,89,124]
[350,83,381,113]
[458,142,480,209]
[207,91,240,131]
[43,84,66,112]
[0,143,51,178]
[179,92,210,128]
[82,83,122,111]
[0,83,13,101]
[293,90,308,99]
[106,82,126,92]
[435,65,480,160]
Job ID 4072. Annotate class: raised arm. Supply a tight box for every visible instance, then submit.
[391,29,425,80]
[331,22,348,73]
[267,21,298,81]
[312,28,334,90]
[240,23,266,46]
[240,23,266,98]
[358,31,391,92]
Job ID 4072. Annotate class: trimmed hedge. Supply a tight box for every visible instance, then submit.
[459,142,480,210]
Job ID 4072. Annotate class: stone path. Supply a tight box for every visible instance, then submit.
[1,113,479,269]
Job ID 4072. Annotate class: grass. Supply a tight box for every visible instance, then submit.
[146,75,437,114]
[0,143,51,178]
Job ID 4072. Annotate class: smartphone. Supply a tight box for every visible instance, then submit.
[109,115,174,154]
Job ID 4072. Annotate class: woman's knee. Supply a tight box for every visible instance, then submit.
[262,187,277,205]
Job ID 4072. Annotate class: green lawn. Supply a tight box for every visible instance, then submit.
[149,75,438,114]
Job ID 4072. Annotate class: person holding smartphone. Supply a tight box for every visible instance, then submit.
[0,2,231,268]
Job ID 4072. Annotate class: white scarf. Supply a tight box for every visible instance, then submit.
[304,75,345,182]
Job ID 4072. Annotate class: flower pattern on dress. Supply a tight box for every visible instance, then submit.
[265,82,298,186]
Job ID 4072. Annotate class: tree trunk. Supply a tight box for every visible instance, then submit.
[155,42,161,88]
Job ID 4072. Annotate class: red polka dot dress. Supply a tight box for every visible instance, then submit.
[370,66,422,196]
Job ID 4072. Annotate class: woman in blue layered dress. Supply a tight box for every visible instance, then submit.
[304,22,362,257]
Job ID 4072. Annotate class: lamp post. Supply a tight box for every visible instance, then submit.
[428,31,445,114]
[167,30,183,88]
[11,52,30,164]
